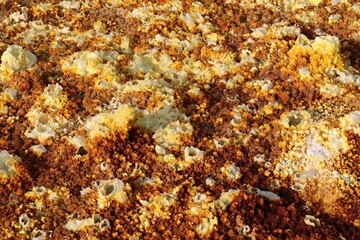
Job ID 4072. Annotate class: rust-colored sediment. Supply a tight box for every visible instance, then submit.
[0,0,359,239]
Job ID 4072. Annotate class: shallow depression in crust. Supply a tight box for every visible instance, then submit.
[77,146,88,156]
[19,213,30,228]
[93,214,101,224]
[99,219,110,230]
[32,230,46,240]
[288,113,303,126]
[100,161,110,171]
[101,183,115,197]
[34,186,46,195]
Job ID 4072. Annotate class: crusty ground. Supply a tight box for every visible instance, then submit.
[0,0,360,239]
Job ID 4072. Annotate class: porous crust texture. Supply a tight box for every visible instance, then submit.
[0,0,360,239]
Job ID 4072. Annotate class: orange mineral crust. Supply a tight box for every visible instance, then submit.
[0,0,360,239]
